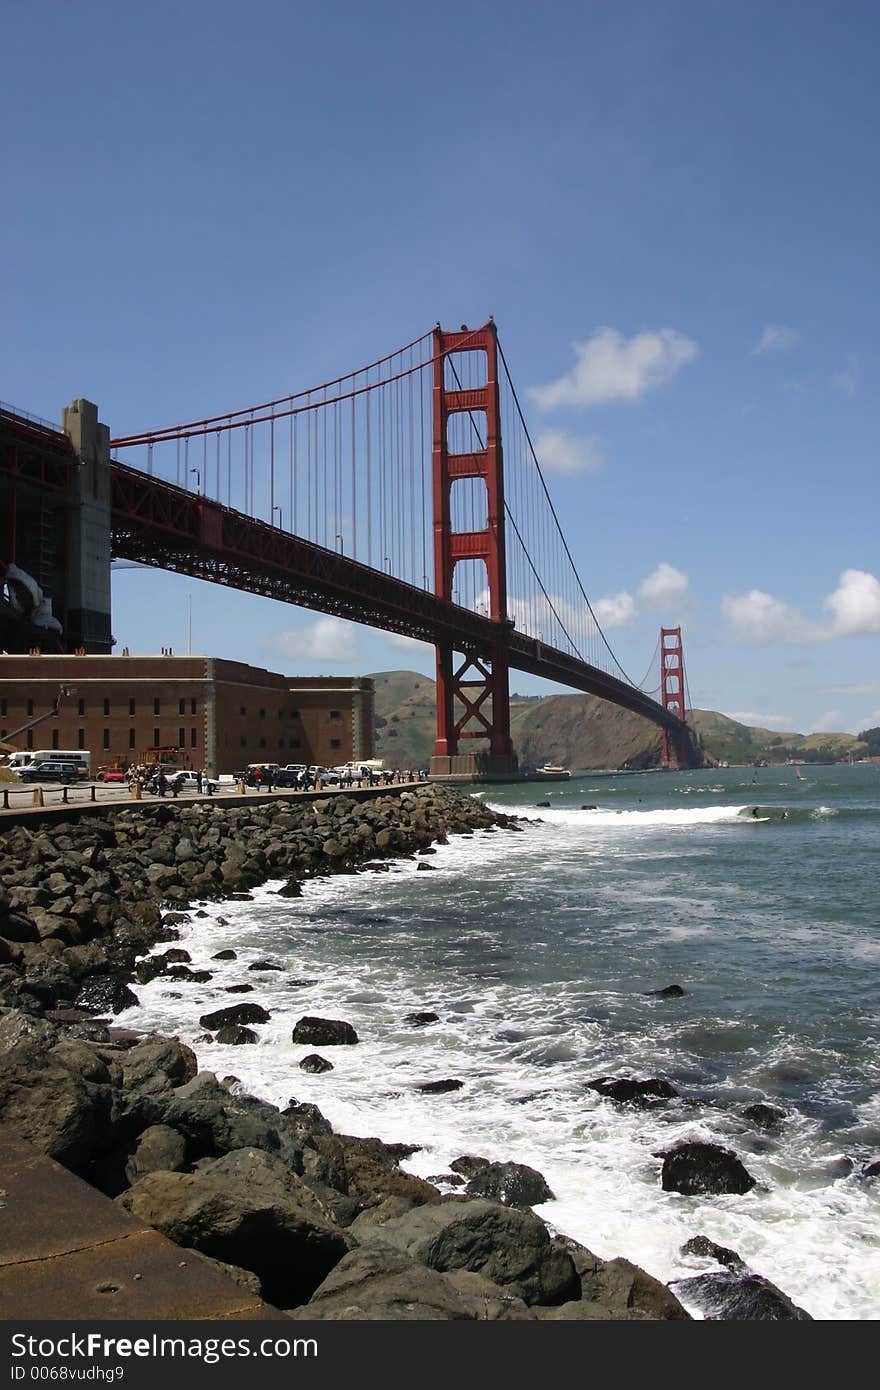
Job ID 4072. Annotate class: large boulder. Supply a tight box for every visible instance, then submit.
[74,976,139,1015]
[292,1017,359,1046]
[124,1124,188,1184]
[288,1244,533,1321]
[0,1011,115,1174]
[119,1147,350,1308]
[355,1198,578,1307]
[158,1073,307,1169]
[660,1141,756,1196]
[121,1037,198,1098]
[461,1160,554,1208]
[673,1271,811,1320]
[589,1076,679,1105]
[199,1004,271,1029]
[543,1237,689,1320]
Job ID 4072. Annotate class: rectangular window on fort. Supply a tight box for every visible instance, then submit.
[103,729,110,750]
[240,706,246,717]
[129,698,135,716]
[153,698,160,716]
[330,738,341,750]
[0,699,5,717]
[191,699,196,715]
[179,699,185,716]
[259,708,266,719]
[27,700,34,716]
[291,709,300,719]
[27,731,33,748]
[179,728,186,748]
[78,730,84,749]
[78,699,85,716]
[52,730,59,749]
[329,710,341,720]
[104,699,110,717]
[153,729,160,747]
[129,729,135,749]
[191,728,197,748]
[259,737,266,749]
[240,736,247,747]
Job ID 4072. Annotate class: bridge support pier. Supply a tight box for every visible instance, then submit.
[62,399,113,653]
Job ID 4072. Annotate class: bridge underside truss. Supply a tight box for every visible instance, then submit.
[110,465,700,764]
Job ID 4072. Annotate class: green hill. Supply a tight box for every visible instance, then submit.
[368,670,868,769]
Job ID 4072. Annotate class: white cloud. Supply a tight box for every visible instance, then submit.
[833,355,859,398]
[753,324,800,354]
[529,327,698,409]
[729,711,794,730]
[823,569,880,637]
[807,710,843,734]
[268,616,359,663]
[534,429,603,475]
[593,591,637,629]
[723,570,880,646]
[721,590,826,645]
[637,562,690,609]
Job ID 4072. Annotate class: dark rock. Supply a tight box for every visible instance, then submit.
[579,804,597,810]
[278,880,303,897]
[356,1198,578,1307]
[124,1124,188,1184]
[224,983,254,994]
[449,1155,491,1178]
[248,960,283,971]
[416,861,435,871]
[119,1147,350,1308]
[589,1075,679,1105]
[74,976,139,1015]
[417,1079,463,1094]
[660,1141,756,1196]
[742,1102,788,1130]
[680,1235,746,1271]
[160,1073,306,1168]
[672,1271,811,1320]
[300,1054,334,1074]
[862,1159,880,1179]
[215,1025,258,1045]
[199,1004,271,1029]
[535,802,551,808]
[289,1244,531,1321]
[463,1160,554,1208]
[121,1037,199,1098]
[212,950,237,960]
[403,1011,440,1027]
[292,1016,358,1046]
[428,1174,466,1187]
[282,1100,333,1134]
[165,967,213,983]
[541,1237,690,1320]
[646,984,687,998]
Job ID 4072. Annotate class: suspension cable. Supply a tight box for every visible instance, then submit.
[496,336,637,686]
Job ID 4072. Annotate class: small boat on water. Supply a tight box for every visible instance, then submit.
[538,764,571,779]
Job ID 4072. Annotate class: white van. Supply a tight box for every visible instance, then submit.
[5,751,35,771]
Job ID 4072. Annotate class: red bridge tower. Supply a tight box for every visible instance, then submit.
[660,625,690,767]
[430,321,517,781]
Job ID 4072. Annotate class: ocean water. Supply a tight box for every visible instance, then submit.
[122,764,880,1320]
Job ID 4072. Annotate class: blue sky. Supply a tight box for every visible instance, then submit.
[3,1,878,734]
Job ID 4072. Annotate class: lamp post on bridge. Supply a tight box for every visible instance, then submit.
[190,467,201,496]
[272,505,283,530]
[335,533,344,554]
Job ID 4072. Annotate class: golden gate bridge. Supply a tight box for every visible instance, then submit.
[0,320,700,773]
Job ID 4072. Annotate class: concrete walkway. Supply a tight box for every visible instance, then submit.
[0,1126,288,1320]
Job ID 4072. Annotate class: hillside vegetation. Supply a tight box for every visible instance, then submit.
[368,671,868,769]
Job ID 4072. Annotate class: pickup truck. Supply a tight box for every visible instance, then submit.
[17,762,79,783]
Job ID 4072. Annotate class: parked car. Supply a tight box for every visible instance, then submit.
[170,771,219,793]
[96,767,126,783]
[18,762,79,783]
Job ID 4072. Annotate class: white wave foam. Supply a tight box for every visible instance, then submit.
[489,803,750,829]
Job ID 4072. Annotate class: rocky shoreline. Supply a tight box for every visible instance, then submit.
[0,784,809,1320]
